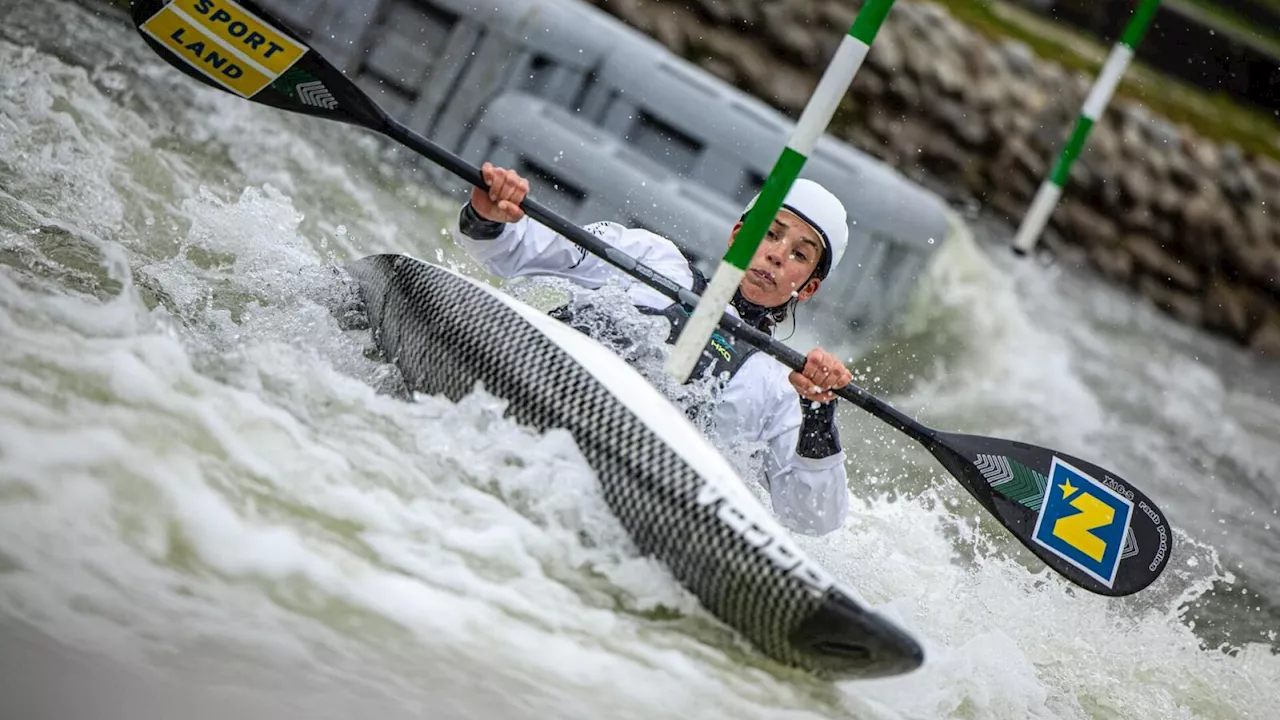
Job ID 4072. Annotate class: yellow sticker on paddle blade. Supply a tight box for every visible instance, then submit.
[169,0,306,75]
[140,0,306,98]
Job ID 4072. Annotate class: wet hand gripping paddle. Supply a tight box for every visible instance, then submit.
[130,0,1173,596]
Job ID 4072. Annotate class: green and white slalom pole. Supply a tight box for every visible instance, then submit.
[1012,0,1161,255]
[664,0,896,381]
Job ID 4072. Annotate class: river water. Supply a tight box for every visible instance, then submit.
[1,1,1278,718]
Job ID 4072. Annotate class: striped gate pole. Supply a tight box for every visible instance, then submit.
[1012,0,1162,255]
[664,0,897,381]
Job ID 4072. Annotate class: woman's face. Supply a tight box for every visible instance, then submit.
[731,209,824,308]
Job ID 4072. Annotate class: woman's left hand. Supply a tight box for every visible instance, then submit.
[788,348,852,404]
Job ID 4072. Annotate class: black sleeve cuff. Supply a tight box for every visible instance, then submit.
[459,202,506,240]
[797,398,842,459]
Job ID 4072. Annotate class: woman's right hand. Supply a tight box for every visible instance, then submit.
[470,162,530,223]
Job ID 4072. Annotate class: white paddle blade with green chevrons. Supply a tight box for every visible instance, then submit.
[1012,0,1161,255]
[663,0,897,382]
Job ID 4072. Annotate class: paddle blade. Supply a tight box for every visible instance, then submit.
[130,0,387,131]
[927,432,1172,597]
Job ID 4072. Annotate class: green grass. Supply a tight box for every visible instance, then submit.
[1170,0,1280,57]
[922,0,1280,162]
[1189,0,1280,28]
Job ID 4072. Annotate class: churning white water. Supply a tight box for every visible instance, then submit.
[1,2,1278,718]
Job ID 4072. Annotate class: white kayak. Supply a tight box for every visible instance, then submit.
[345,253,923,679]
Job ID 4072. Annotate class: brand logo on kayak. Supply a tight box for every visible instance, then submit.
[695,483,834,596]
[140,0,307,98]
[1032,458,1134,588]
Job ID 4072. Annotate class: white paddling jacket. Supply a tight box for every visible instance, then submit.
[453,208,850,536]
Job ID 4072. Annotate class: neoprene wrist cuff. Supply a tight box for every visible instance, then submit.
[459,202,505,240]
[797,398,842,459]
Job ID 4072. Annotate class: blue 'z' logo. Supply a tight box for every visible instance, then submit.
[1031,458,1134,588]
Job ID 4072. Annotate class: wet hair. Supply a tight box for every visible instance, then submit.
[812,243,834,281]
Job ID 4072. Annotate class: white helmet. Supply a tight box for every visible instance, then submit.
[742,178,849,278]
